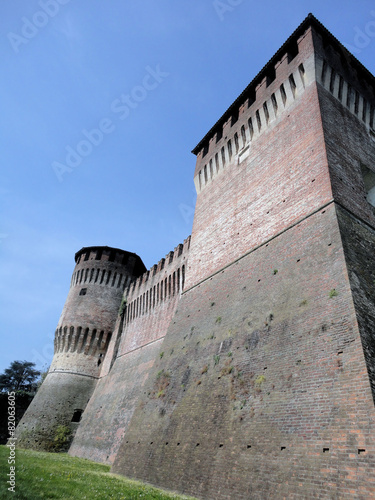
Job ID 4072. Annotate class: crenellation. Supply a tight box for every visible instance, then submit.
[123,239,189,328]
[194,61,313,194]
[317,56,375,133]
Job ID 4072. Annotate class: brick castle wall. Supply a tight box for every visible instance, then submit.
[69,238,190,463]
[113,204,375,499]
[111,20,375,499]
[17,14,375,499]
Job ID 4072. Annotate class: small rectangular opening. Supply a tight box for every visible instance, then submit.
[227,139,232,160]
[202,144,209,157]
[280,84,287,105]
[281,446,286,451]
[266,67,276,87]
[271,93,278,114]
[358,448,366,455]
[354,90,360,115]
[287,41,299,63]
[216,127,223,143]
[323,447,330,453]
[289,74,297,97]
[79,288,87,296]
[346,85,353,108]
[247,89,256,108]
[256,110,261,131]
[338,75,344,101]
[231,109,239,126]
[298,64,305,88]
[263,102,270,124]
[329,69,336,93]
[71,409,83,423]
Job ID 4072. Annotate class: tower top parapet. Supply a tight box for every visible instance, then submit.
[192,13,375,159]
[74,246,146,279]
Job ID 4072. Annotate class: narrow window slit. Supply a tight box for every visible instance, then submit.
[298,64,305,87]
[241,125,246,147]
[354,91,360,115]
[346,85,352,108]
[329,69,336,93]
[256,110,261,131]
[248,118,254,139]
[289,74,297,97]
[280,84,287,105]
[271,93,278,114]
[221,147,226,166]
[263,102,270,124]
[321,60,327,85]
[234,133,239,153]
[338,75,344,101]
[215,153,219,173]
[227,139,232,160]
[362,100,367,122]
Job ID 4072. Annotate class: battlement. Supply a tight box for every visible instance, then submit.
[124,236,190,325]
[70,246,146,289]
[192,13,375,193]
[316,55,375,129]
[75,246,140,265]
[194,59,312,193]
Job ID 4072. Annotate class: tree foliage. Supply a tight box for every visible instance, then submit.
[0,360,41,394]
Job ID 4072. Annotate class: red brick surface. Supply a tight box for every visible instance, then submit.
[17,16,375,499]
[113,205,375,499]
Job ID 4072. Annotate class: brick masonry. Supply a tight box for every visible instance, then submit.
[112,204,375,499]
[16,14,375,499]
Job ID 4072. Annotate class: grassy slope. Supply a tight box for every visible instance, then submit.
[0,446,196,500]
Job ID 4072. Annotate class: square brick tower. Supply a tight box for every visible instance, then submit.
[111,14,375,499]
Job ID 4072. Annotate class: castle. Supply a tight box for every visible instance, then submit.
[17,14,375,499]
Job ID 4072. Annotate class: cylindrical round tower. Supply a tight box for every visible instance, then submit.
[16,246,146,451]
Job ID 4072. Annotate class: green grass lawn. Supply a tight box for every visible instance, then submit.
[0,446,196,499]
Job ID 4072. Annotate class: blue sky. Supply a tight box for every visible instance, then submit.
[1,0,375,374]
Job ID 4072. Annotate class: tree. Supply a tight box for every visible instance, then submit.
[0,360,41,394]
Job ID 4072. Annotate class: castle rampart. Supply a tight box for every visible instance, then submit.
[68,237,191,464]
[16,14,375,499]
[124,237,190,330]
